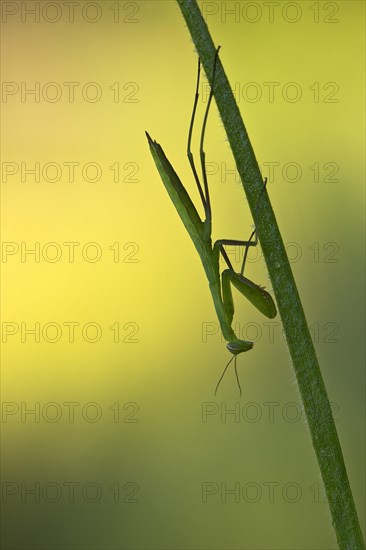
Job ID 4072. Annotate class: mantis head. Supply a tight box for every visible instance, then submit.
[215,339,254,397]
[226,339,254,355]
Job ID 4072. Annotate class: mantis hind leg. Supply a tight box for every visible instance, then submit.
[187,58,207,212]
[199,46,221,223]
[241,177,269,274]
[215,176,269,274]
[214,238,258,275]
[186,46,221,223]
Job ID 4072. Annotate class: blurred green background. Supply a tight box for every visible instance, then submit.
[1,1,364,548]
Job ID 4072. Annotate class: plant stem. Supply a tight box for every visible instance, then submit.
[176,1,365,548]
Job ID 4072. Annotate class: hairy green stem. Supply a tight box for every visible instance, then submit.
[176,1,365,548]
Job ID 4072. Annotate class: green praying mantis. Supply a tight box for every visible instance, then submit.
[146,47,277,395]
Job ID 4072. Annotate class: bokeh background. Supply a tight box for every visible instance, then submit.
[1,1,364,548]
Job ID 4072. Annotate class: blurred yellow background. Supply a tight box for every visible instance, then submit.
[1,1,364,548]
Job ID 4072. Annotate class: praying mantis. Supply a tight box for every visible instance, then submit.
[146,47,277,394]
